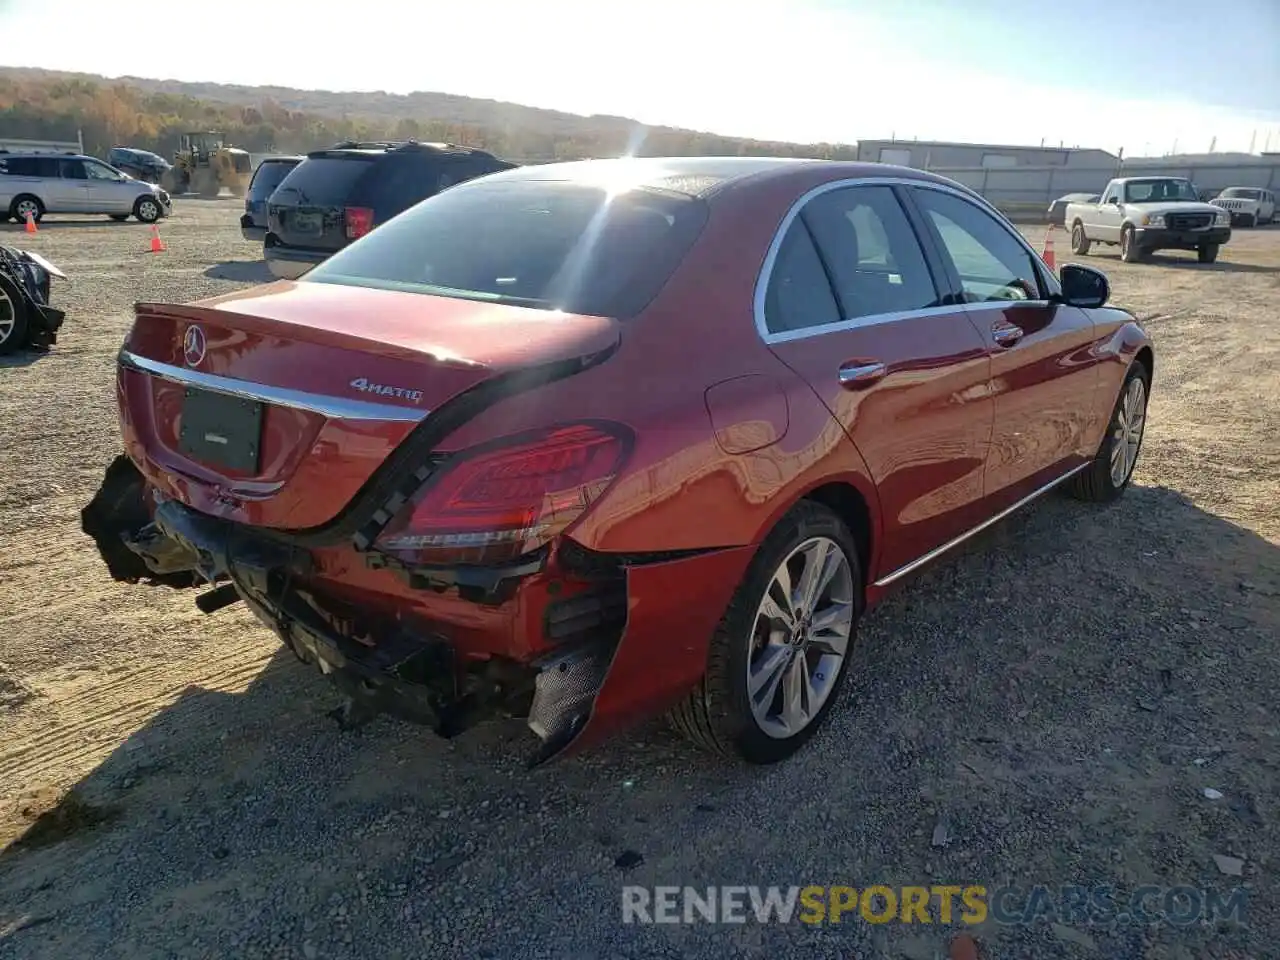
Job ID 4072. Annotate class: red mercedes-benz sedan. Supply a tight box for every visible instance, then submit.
[82,157,1152,767]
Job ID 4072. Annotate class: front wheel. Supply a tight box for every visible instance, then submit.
[134,196,162,223]
[1069,360,1149,503]
[668,501,861,764]
[0,275,31,356]
[1071,222,1091,255]
[1120,226,1146,263]
[1198,243,1219,264]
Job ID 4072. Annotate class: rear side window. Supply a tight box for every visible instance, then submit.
[271,156,376,205]
[763,222,841,334]
[802,185,941,319]
[249,161,299,199]
[303,180,709,319]
[3,157,59,177]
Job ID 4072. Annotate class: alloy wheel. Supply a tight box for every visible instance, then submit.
[138,199,159,222]
[0,285,14,347]
[15,199,38,221]
[1109,376,1147,486]
[747,536,855,739]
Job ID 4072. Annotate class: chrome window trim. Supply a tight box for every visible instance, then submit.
[118,350,430,423]
[752,175,1058,346]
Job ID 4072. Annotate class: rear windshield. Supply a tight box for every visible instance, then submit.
[250,160,300,198]
[302,180,709,319]
[271,156,375,205]
[1220,188,1260,199]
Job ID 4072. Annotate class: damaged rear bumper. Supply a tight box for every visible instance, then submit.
[80,454,754,766]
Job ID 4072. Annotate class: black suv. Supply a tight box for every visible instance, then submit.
[263,141,514,279]
[240,155,302,242]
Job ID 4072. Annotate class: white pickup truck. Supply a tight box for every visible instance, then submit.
[1065,176,1232,264]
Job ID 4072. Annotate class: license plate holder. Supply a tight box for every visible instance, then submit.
[178,387,264,473]
[291,211,321,234]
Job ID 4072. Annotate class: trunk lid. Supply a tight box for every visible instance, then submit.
[119,280,620,530]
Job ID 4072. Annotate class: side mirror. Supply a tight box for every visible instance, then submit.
[1111,196,1123,205]
[1058,263,1110,309]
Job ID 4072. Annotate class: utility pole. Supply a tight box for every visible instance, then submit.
[1248,129,1257,154]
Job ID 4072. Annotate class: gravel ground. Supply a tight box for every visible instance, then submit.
[0,200,1278,960]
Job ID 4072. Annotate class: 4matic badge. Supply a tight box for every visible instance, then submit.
[349,378,425,403]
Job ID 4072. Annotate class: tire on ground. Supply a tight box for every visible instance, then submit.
[668,500,862,764]
[1069,358,1150,503]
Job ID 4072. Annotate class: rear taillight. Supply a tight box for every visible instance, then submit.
[372,422,631,566]
[344,206,375,240]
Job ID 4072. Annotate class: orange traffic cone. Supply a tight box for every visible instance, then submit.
[24,211,37,234]
[1041,224,1056,271]
[148,225,165,253]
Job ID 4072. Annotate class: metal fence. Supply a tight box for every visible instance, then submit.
[926,160,1280,220]
[0,134,85,154]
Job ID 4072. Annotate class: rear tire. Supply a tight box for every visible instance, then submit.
[9,194,43,224]
[1069,359,1149,503]
[668,501,861,764]
[1070,221,1091,255]
[0,274,31,356]
[1198,243,1219,264]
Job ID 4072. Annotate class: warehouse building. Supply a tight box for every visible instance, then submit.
[854,139,1117,169]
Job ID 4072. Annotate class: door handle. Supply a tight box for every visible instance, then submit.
[838,361,887,389]
[992,323,1024,347]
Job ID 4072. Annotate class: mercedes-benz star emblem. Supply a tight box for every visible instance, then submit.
[183,325,206,367]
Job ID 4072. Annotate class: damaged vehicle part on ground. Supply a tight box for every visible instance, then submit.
[0,245,66,355]
[81,157,1154,767]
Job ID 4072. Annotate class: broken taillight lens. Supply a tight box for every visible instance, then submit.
[344,206,375,240]
[372,422,631,566]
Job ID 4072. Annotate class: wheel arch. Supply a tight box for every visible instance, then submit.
[8,192,45,219]
[1134,344,1154,383]
[800,481,874,589]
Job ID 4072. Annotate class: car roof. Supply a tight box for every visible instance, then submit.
[476,155,963,199]
[0,151,92,159]
[259,156,304,163]
[304,142,497,161]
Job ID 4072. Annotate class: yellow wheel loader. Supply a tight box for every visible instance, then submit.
[162,132,253,198]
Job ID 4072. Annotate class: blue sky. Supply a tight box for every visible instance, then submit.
[2,0,1277,154]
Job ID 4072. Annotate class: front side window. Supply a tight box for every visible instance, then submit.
[303,179,708,320]
[912,188,1043,303]
[85,161,123,181]
[802,185,941,320]
[58,159,87,180]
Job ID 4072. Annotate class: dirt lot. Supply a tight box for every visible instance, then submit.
[1,200,1277,960]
